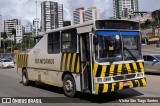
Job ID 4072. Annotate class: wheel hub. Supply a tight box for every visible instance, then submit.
[65,80,73,92]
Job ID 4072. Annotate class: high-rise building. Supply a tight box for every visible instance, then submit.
[73,7,100,25]
[16,25,23,43]
[0,15,2,34]
[73,7,85,25]
[113,0,139,19]
[0,15,2,47]
[41,1,63,32]
[58,4,63,28]
[4,19,21,36]
[85,7,99,22]
[4,19,23,43]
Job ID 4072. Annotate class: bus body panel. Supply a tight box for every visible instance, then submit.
[27,68,63,87]
[61,53,81,73]
[95,78,146,94]
[16,31,82,92]
[28,54,61,71]
[93,61,146,94]
[77,25,93,34]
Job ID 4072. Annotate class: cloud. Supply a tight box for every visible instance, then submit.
[139,0,160,12]
[0,0,112,27]
[0,0,160,29]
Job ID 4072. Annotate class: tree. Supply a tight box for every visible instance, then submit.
[20,35,34,51]
[12,29,16,43]
[13,44,19,50]
[1,32,7,39]
[63,21,71,27]
[140,23,145,29]
[1,32,8,53]
[144,19,151,28]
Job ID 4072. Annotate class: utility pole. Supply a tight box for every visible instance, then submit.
[35,0,38,37]
[3,39,5,53]
[11,36,12,53]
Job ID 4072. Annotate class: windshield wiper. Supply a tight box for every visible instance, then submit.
[124,47,137,61]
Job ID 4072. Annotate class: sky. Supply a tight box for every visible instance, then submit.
[0,0,160,27]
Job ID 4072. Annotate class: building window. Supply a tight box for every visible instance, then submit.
[48,32,60,54]
[62,29,77,52]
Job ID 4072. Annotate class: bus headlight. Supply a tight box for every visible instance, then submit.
[137,72,144,78]
[97,78,103,83]
[103,77,112,82]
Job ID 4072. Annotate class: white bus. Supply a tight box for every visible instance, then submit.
[16,19,146,97]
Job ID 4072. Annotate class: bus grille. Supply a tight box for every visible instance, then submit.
[113,74,136,81]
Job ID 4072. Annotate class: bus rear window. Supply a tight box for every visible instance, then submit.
[48,32,60,54]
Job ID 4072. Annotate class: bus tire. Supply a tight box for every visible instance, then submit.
[22,69,35,86]
[63,74,76,97]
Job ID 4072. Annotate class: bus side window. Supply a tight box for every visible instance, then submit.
[61,29,77,52]
[48,32,60,54]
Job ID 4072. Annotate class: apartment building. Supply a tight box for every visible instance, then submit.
[41,1,63,32]
[113,0,139,19]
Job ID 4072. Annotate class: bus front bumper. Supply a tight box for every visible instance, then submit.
[95,77,146,94]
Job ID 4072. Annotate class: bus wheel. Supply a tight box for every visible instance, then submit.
[22,69,35,86]
[63,74,76,97]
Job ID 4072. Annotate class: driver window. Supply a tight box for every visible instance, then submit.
[61,29,77,53]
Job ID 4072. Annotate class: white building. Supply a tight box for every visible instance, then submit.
[33,18,40,29]
[4,19,21,39]
[73,7,99,25]
[131,12,153,23]
[16,25,23,43]
[4,19,23,43]
[73,7,85,25]
[41,1,63,32]
[58,4,63,28]
[113,0,139,18]
[85,7,99,22]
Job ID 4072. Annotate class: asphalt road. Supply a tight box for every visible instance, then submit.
[0,67,160,106]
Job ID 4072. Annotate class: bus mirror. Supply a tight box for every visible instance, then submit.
[93,36,98,45]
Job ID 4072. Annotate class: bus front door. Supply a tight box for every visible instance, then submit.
[80,33,92,93]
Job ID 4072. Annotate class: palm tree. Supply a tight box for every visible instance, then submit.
[1,32,7,53]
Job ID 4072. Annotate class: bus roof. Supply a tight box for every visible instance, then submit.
[45,19,140,34]
[46,21,93,34]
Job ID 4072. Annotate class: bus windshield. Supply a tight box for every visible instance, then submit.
[123,34,141,61]
[95,31,142,63]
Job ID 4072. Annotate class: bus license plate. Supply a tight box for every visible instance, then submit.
[123,81,130,86]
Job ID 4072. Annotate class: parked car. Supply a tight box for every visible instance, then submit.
[143,54,160,73]
[0,59,14,68]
